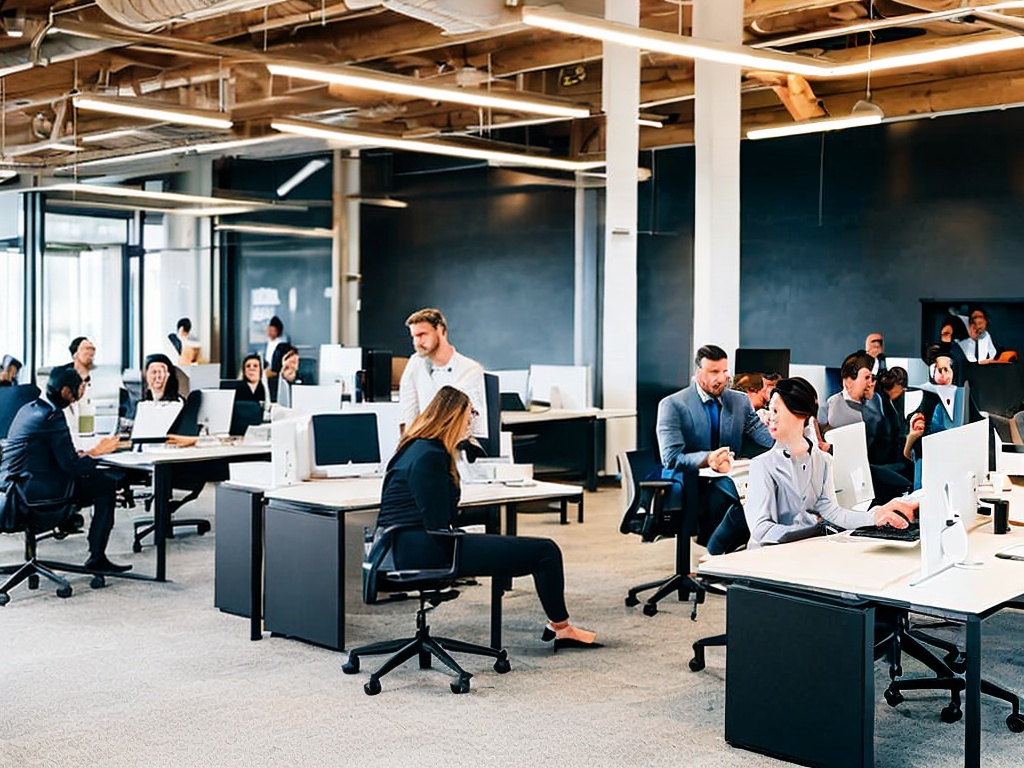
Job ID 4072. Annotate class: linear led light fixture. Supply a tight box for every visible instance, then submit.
[55,136,281,171]
[42,183,306,213]
[346,195,409,209]
[80,128,141,144]
[746,100,883,140]
[276,158,328,197]
[522,6,1024,79]
[267,62,590,119]
[215,222,336,238]
[271,118,604,172]
[73,94,233,130]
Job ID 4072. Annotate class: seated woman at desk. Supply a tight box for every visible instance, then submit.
[142,353,184,403]
[744,377,917,548]
[377,385,599,650]
[235,353,268,405]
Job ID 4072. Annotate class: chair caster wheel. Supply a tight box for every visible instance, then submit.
[0,593,8,606]
[56,585,72,598]
[884,688,905,707]
[940,703,963,723]
[342,656,360,674]
[624,595,640,607]
[364,676,381,696]
[28,574,39,590]
[494,651,511,675]
[132,541,143,553]
[90,575,106,589]
[688,656,705,672]
[1006,713,1024,733]
[450,675,471,694]
[197,521,211,535]
[642,603,658,617]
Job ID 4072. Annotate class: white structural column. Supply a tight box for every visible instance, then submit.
[332,149,360,346]
[601,0,639,463]
[692,0,743,359]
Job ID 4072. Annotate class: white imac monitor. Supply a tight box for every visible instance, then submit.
[344,401,403,465]
[197,389,235,436]
[309,412,382,478]
[914,418,989,585]
[184,364,220,392]
[318,345,363,392]
[131,400,183,441]
[271,416,312,487]
[290,384,343,415]
[528,364,590,410]
[825,421,874,511]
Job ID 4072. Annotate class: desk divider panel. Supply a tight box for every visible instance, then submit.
[725,584,874,768]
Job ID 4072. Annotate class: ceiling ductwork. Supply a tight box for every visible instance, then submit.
[344,0,601,35]
[94,0,294,31]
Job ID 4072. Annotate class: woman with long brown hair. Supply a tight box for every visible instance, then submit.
[377,385,598,650]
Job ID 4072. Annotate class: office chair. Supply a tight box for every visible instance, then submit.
[342,524,511,696]
[0,384,40,439]
[618,449,705,620]
[881,609,1024,732]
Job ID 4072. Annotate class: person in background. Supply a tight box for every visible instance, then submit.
[0,365,130,573]
[743,377,917,549]
[865,332,887,376]
[959,307,998,364]
[170,318,200,366]
[936,319,969,386]
[398,307,486,438]
[236,353,268,405]
[0,355,22,386]
[274,345,302,408]
[656,344,773,556]
[64,337,97,445]
[142,354,183,402]
[374,385,599,650]
[264,316,288,400]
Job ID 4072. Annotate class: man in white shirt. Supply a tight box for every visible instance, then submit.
[399,307,487,437]
[959,307,998,363]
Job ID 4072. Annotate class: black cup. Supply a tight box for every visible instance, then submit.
[993,499,1010,535]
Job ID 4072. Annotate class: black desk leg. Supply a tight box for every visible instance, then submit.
[505,503,518,537]
[584,418,597,492]
[577,494,584,524]
[560,499,568,525]
[337,513,346,652]
[965,615,982,768]
[250,497,264,642]
[152,466,171,582]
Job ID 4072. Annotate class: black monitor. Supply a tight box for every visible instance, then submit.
[230,401,264,437]
[362,348,393,402]
[310,412,381,477]
[219,379,247,394]
[479,373,501,457]
[734,348,790,378]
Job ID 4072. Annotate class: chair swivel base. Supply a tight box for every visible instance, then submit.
[625,572,705,620]
[342,603,510,696]
[0,558,73,605]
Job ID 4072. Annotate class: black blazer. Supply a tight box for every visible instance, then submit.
[377,438,459,532]
[0,398,94,504]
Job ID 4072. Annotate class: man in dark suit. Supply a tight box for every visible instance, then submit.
[656,344,773,555]
[0,366,131,573]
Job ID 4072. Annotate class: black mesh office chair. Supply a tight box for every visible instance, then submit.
[618,449,706,620]
[342,524,511,696]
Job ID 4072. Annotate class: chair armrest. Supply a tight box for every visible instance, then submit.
[639,480,673,490]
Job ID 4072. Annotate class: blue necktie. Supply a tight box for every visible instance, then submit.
[706,398,721,450]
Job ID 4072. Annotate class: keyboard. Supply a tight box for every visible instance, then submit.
[849,522,920,543]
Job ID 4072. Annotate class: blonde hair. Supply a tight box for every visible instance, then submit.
[399,385,470,484]
[405,307,447,331]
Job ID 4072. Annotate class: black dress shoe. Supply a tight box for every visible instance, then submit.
[84,557,133,574]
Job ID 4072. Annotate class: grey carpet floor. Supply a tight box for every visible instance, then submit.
[1,483,1022,768]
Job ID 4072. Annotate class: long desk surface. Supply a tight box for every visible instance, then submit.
[102,442,271,581]
[259,477,585,650]
[699,511,1024,768]
[500,407,636,425]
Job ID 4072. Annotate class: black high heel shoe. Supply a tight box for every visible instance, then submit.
[541,625,603,651]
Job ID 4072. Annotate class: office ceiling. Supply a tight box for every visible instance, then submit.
[1,0,1023,176]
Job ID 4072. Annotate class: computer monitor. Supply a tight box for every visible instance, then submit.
[914,418,989,585]
[183,364,220,392]
[132,400,184,442]
[310,412,381,478]
[343,402,402,464]
[825,421,874,511]
[362,348,393,402]
[271,416,311,486]
[197,389,236,436]
[319,345,362,393]
[528,364,590,410]
[290,384,343,415]
[734,348,790,378]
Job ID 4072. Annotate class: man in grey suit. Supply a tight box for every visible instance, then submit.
[656,344,773,554]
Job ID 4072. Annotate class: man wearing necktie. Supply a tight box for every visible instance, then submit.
[958,307,999,364]
[657,345,774,556]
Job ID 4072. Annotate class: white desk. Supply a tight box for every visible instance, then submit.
[699,519,1024,768]
[501,408,635,491]
[259,478,585,650]
[102,443,271,581]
